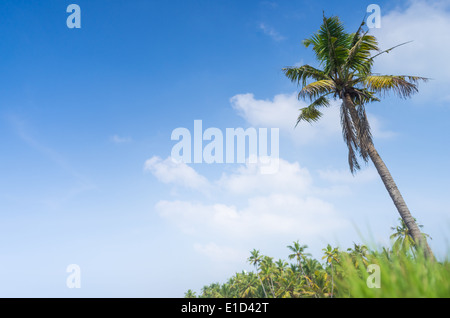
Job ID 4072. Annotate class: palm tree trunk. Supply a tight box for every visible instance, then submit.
[366,143,434,260]
[330,263,334,298]
[343,94,434,260]
[256,272,268,298]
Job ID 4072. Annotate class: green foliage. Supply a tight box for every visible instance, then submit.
[335,246,450,298]
[187,222,449,298]
[188,242,449,298]
[390,218,431,257]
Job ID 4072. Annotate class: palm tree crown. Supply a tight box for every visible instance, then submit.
[283,15,427,173]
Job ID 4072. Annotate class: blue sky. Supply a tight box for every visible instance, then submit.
[0,0,449,297]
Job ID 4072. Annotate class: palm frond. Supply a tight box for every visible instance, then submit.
[296,94,331,126]
[298,80,335,101]
[282,65,329,87]
[322,15,352,76]
[349,87,381,105]
[363,75,429,99]
[354,103,372,162]
[340,103,360,173]
[369,41,413,61]
[349,18,367,47]
[303,15,352,76]
[345,33,379,76]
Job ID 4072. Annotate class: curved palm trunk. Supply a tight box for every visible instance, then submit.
[367,143,434,260]
[343,94,434,260]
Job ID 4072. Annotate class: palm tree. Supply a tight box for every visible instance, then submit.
[240,272,260,298]
[260,256,277,297]
[275,259,289,274]
[322,244,340,297]
[287,241,311,278]
[283,14,434,259]
[347,243,369,268]
[247,249,268,297]
[302,258,323,280]
[391,217,431,257]
[229,273,243,297]
[184,289,197,298]
[219,283,234,298]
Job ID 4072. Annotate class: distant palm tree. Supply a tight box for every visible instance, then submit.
[184,289,197,298]
[219,283,233,298]
[287,241,311,278]
[241,272,260,298]
[248,249,268,297]
[322,244,340,297]
[347,243,369,268]
[260,256,277,297]
[283,15,433,259]
[303,258,323,278]
[275,259,289,274]
[391,217,431,257]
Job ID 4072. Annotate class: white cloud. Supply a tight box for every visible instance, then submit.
[193,243,246,264]
[146,156,314,198]
[230,92,396,144]
[217,158,312,196]
[230,93,298,129]
[370,0,450,103]
[156,193,347,241]
[259,23,286,41]
[150,156,350,249]
[230,92,341,144]
[144,156,211,192]
[110,135,132,144]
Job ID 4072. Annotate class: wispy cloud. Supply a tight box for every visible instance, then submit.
[144,156,211,193]
[259,23,285,41]
[230,92,341,144]
[110,134,132,144]
[8,115,90,183]
[6,115,96,208]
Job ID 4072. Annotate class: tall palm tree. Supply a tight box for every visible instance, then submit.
[283,14,434,259]
[322,244,340,298]
[287,241,311,278]
[247,249,268,297]
[260,256,277,297]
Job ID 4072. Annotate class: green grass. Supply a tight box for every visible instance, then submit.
[335,248,450,298]
[187,243,450,298]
